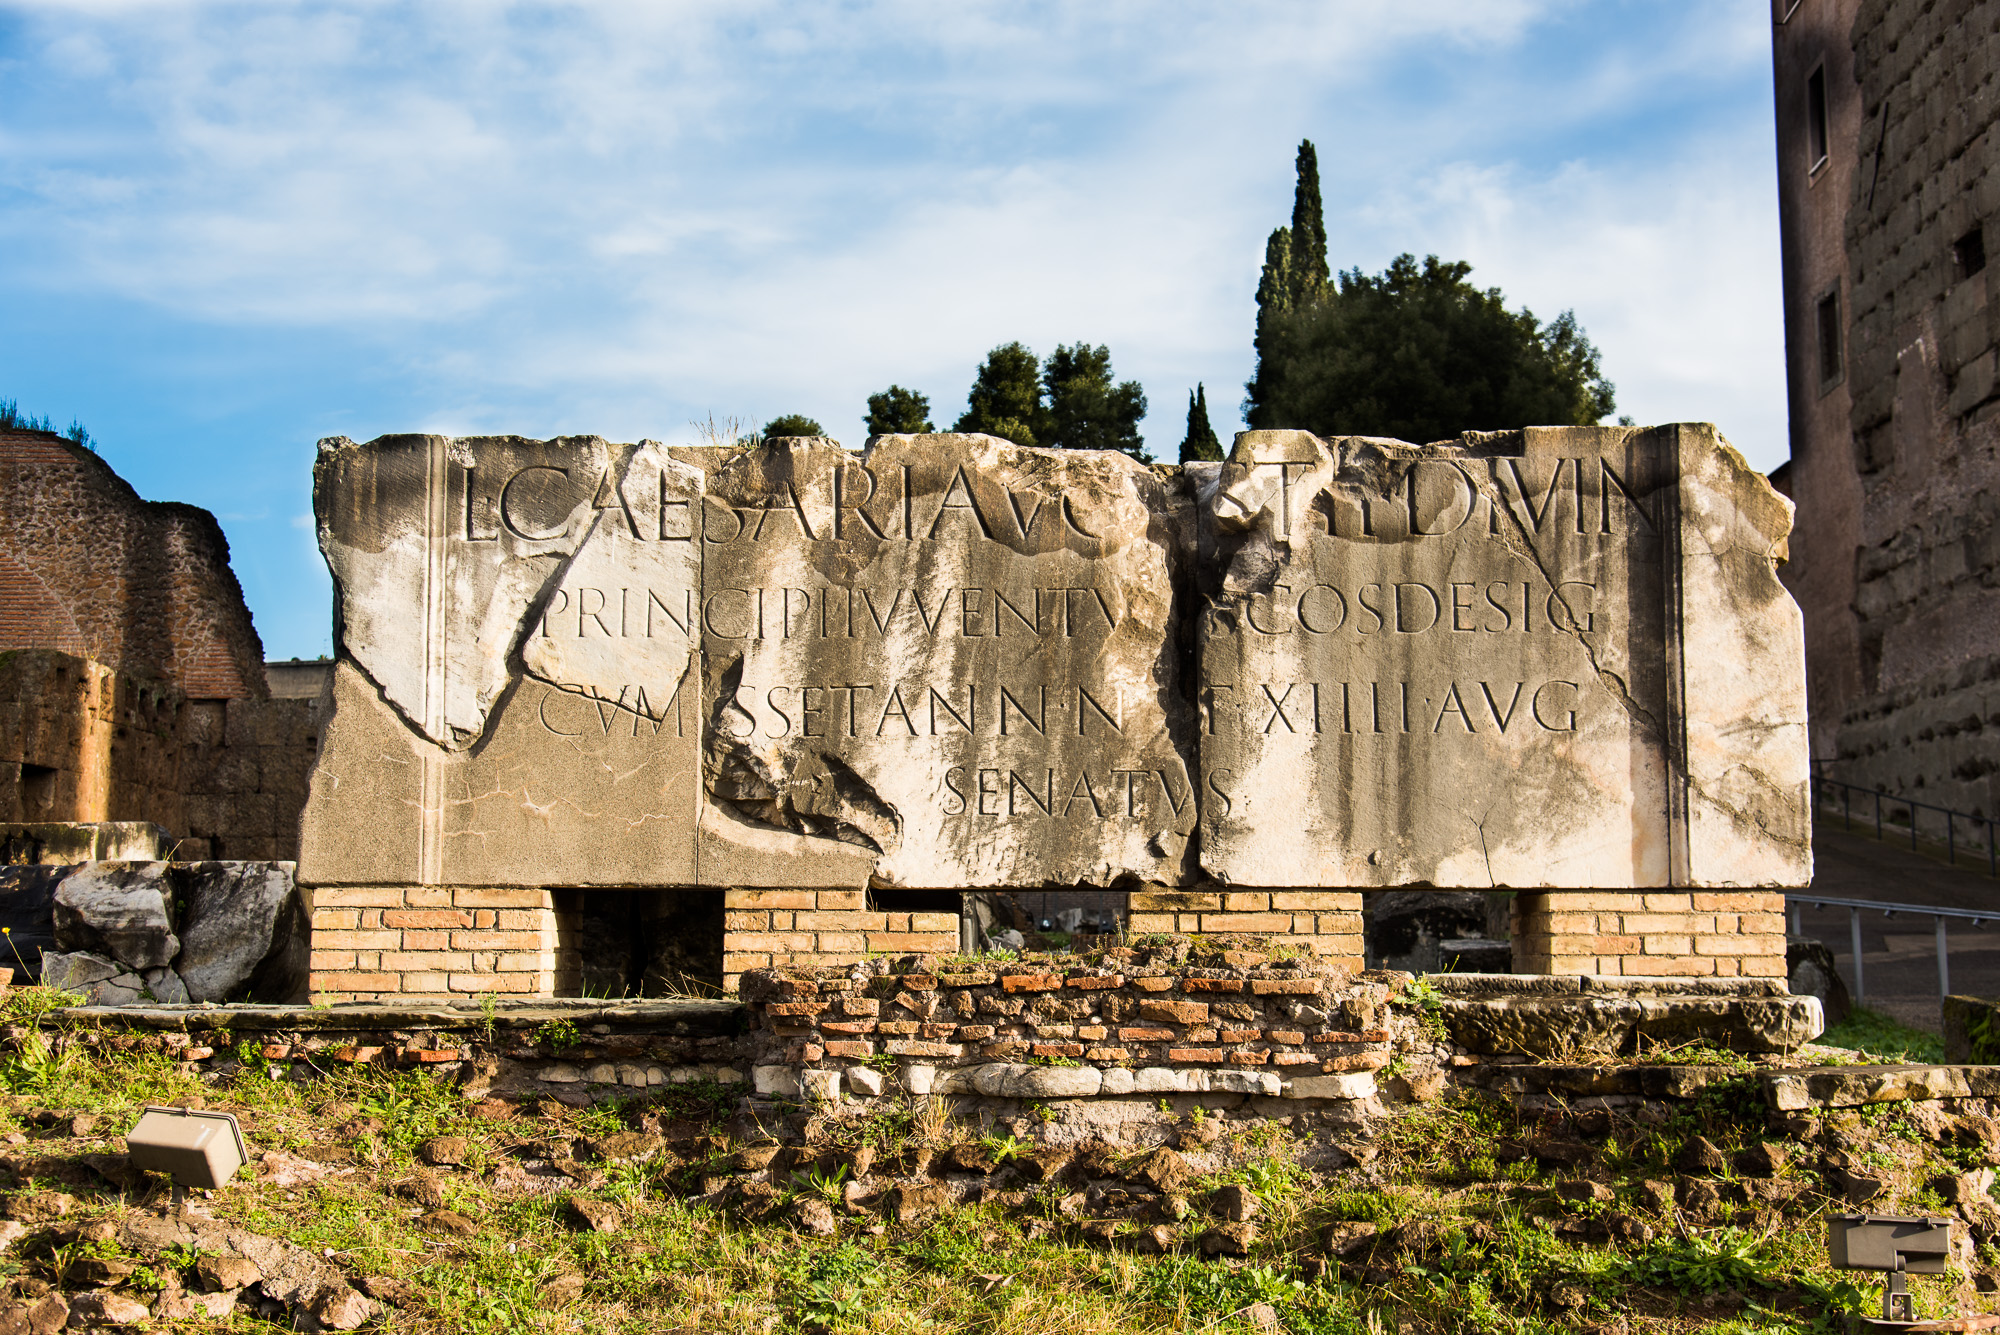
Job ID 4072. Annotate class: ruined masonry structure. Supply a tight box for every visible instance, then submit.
[300,426,1811,999]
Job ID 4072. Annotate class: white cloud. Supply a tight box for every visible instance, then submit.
[1,0,1784,469]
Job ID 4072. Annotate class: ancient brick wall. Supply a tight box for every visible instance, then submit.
[1819,0,2000,814]
[0,649,319,859]
[0,429,265,702]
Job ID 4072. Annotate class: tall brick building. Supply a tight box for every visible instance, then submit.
[1772,0,2000,819]
[0,428,320,857]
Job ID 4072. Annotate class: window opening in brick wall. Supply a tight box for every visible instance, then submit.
[17,764,55,818]
[567,890,722,998]
[1816,286,1844,389]
[1954,227,1988,282]
[1807,65,1829,172]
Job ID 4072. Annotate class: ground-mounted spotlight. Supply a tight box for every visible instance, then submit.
[126,1106,248,1207]
[1828,1213,1957,1328]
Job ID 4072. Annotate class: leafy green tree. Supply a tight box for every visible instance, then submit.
[762,414,825,438]
[952,342,1053,448]
[1042,343,1149,462]
[1244,144,1615,442]
[1179,384,1224,463]
[864,386,934,435]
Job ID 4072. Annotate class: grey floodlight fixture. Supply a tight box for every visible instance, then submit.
[1828,1213,1954,1325]
[126,1106,248,1205]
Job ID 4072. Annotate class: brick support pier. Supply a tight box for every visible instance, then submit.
[1511,891,1788,977]
[308,886,582,1001]
[1126,888,1364,968]
[722,889,959,994]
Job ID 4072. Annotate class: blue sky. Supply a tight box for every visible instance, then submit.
[0,0,1783,661]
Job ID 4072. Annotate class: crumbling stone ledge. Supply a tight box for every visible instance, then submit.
[1427,973,1823,1057]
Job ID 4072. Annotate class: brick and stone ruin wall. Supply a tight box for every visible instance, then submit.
[0,428,322,860]
[296,424,1811,1000]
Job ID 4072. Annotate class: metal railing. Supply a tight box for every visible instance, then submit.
[1786,894,2000,999]
[1811,774,1999,878]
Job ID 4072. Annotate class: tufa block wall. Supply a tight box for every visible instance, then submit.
[0,649,322,861]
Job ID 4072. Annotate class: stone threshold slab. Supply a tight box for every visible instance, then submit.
[55,998,747,1036]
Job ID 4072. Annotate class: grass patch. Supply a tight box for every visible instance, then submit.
[1821,1006,1946,1064]
[0,1015,1990,1332]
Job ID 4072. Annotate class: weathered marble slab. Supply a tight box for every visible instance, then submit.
[302,432,1196,889]
[306,436,705,887]
[688,436,1197,888]
[1193,425,1810,889]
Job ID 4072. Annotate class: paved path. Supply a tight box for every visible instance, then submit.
[1791,819,2000,1032]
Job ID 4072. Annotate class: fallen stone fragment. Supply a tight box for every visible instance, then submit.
[886,1182,952,1224]
[1555,1180,1615,1204]
[1840,1170,1892,1206]
[307,1283,376,1330]
[395,1174,446,1209]
[82,1154,139,1191]
[1322,1220,1377,1259]
[70,1257,136,1286]
[1636,1180,1675,1212]
[0,1222,25,1253]
[1737,1142,1789,1178]
[1605,1213,1654,1245]
[565,1198,623,1233]
[173,861,308,1004]
[583,1132,662,1163]
[1674,1136,1727,1175]
[256,1151,328,1188]
[0,1293,66,1335]
[731,1145,780,1172]
[196,1256,263,1292]
[794,1198,838,1236]
[1211,1184,1258,1222]
[51,863,179,971]
[417,1136,471,1166]
[1199,1222,1256,1257]
[423,1210,481,1237]
[1,1192,71,1224]
[64,1292,150,1326]
[358,1276,414,1307]
[1133,1148,1191,1196]
[149,1291,204,1323]
[1935,1169,1996,1205]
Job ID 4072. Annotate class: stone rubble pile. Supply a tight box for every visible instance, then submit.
[21,860,306,1006]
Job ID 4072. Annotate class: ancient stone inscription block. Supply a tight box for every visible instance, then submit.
[304,436,702,886]
[689,436,1198,888]
[1195,426,1809,890]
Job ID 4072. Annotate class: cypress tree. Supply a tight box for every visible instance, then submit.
[1289,140,1329,301]
[1179,384,1223,463]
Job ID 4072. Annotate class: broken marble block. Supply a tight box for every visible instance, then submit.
[52,863,179,970]
[39,951,144,1006]
[175,861,308,1003]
